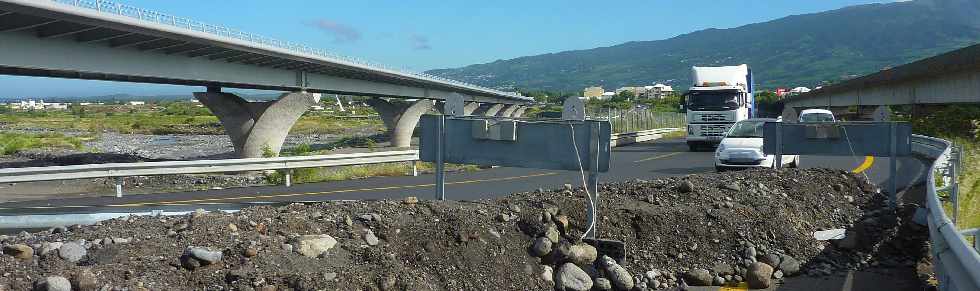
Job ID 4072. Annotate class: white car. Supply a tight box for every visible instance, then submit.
[799,109,836,123]
[714,118,799,171]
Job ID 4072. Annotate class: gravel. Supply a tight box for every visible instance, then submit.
[0,169,934,290]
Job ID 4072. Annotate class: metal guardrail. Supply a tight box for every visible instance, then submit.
[44,0,525,100]
[0,150,420,197]
[610,128,681,147]
[911,134,980,291]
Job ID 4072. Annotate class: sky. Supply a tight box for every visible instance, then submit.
[0,0,900,98]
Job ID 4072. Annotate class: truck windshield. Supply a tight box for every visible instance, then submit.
[726,121,765,138]
[688,91,738,110]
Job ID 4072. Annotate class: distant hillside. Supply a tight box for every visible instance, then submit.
[427,0,980,92]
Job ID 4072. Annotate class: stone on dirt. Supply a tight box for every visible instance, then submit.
[684,268,713,286]
[593,277,612,290]
[364,231,380,246]
[34,276,71,291]
[291,234,337,258]
[598,255,634,290]
[678,180,695,193]
[58,242,87,263]
[555,263,592,291]
[746,262,774,289]
[778,255,801,276]
[567,243,597,266]
[530,237,552,257]
[72,268,99,291]
[2,244,34,260]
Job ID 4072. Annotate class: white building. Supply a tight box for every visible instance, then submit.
[128,101,146,106]
[645,84,674,99]
[789,87,811,95]
[10,99,68,110]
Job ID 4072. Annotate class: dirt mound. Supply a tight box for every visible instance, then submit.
[0,169,929,290]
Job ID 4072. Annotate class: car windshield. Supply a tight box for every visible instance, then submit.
[726,121,766,138]
[687,91,738,110]
[801,113,835,122]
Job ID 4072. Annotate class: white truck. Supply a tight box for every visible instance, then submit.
[685,64,755,151]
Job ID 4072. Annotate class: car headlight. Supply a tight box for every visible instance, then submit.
[716,144,726,153]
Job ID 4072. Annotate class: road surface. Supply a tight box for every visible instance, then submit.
[0,138,927,215]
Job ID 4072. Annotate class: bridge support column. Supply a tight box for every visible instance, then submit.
[512,106,527,118]
[463,102,481,115]
[871,105,891,121]
[497,104,520,117]
[472,103,505,117]
[365,98,435,148]
[780,107,799,123]
[194,90,319,158]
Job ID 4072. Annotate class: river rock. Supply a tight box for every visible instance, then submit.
[684,268,713,286]
[555,263,592,291]
[72,268,99,291]
[34,276,71,291]
[678,180,695,193]
[39,242,64,256]
[364,231,380,246]
[545,225,560,243]
[778,255,801,276]
[530,237,552,257]
[598,255,634,290]
[593,278,612,290]
[291,234,337,258]
[58,242,87,263]
[2,244,34,260]
[567,243,597,265]
[746,262,774,289]
[541,265,554,284]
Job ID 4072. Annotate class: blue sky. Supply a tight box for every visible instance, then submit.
[1,0,897,97]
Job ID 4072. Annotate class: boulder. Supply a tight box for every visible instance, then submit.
[567,243,597,266]
[746,262,774,289]
[778,255,801,276]
[2,244,33,260]
[684,268,713,286]
[598,256,634,290]
[34,276,71,291]
[58,242,87,263]
[530,237,552,257]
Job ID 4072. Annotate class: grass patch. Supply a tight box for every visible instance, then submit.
[265,162,478,185]
[0,102,382,136]
[951,138,980,229]
[0,132,91,155]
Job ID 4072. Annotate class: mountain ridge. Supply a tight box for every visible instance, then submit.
[427,0,980,93]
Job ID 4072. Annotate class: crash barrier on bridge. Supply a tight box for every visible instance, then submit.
[48,0,520,99]
[585,108,686,134]
[609,128,682,147]
[911,134,980,291]
[0,150,420,197]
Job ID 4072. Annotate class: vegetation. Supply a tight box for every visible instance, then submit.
[428,0,980,92]
[894,105,980,229]
[0,102,382,136]
[0,132,90,155]
[265,143,478,185]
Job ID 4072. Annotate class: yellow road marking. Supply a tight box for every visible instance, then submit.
[719,282,749,291]
[91,172,558,207]
[634,152,683,163]
[851,156,874,173]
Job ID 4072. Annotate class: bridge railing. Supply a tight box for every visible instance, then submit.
[48,0,525,100]
[0,150,420,197]
[912,134,980,291]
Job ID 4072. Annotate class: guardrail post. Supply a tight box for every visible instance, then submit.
[411,160,419,177]
[114,177,123,198]
[284,169,292,187]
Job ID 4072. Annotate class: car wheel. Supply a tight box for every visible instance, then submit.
[715,165,725,172]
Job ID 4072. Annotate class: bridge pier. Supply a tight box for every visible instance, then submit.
[512,106,527,118]
[497,104,520,117]
[195,89,319,158]
[463,102,481,115]
[781,107,799,123]
[365,98,435,148]
[473,103,505,117]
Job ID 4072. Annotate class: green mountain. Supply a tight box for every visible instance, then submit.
[427,0,980,93]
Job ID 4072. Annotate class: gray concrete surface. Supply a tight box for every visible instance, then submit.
[194,90,319,158]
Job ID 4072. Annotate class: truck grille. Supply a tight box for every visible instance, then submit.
[697,113,730,122]
[698,124,730,137]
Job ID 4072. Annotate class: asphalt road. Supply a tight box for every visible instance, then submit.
[0,138,927,215]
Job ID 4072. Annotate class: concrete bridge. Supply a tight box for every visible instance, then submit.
[782,43,980,121]
[0,0,532,157]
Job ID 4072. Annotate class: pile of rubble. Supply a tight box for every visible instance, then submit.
[0,168,930,290]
